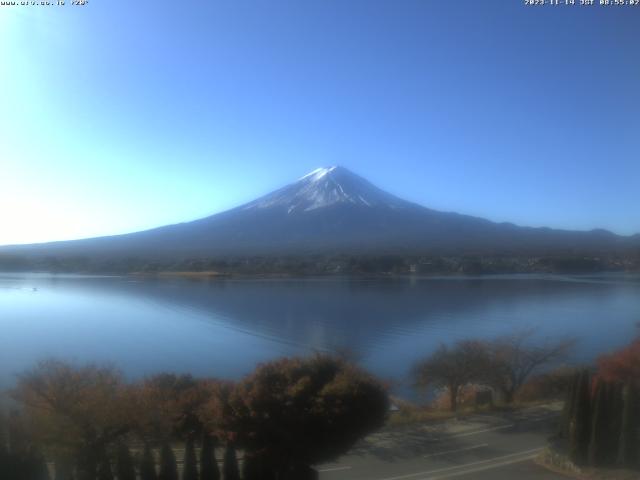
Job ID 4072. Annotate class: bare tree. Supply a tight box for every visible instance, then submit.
[486,329,575,403]
[413,341,491,412]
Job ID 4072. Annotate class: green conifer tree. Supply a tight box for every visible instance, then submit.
[569,370,591,465]
[22,447,51,480]
[115,443,136,480]
[3,449,20,480]
[0,448,7,480]
[97,454,114,480]
[140,444,157,480]
[588,380,608,466]
[605,382,623,464]
[158,443,178,480]
[76,446,98,480]
[222,443,240,480]
[242,454,277,480]
[183,437,198,480]
[199,435,219,480]
[617,383,638,468]
[52,454,74,480]
[559,372,579,438]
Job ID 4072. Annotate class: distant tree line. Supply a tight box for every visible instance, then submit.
[1,252,638,276]
[0,355,389,480]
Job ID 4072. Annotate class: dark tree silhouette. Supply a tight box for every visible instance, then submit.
[588,380,609,466]
[139,444,157,480]
[222,443,240,480]
[115,443,136,480]
[559,372,579,438]
[569,370,591,465]
[604,382,623,464]
[77,445,99,480]
[158,443,178,480]
[53,455,74,480]
[199,434,220,480]
[617,383,638,468]
[221,355,388,477]
[97,454,114,480]
[183,437,198,480]
[0,446,8,479]
[242,453,277,480]
[24,448,51,480]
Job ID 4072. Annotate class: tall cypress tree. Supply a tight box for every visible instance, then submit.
[569,370,591,465]
[222,443,240,480]
[0,446,8,480]
[76,446,98,480]
[199,434,219,480]
[183,437,198,480]
[53,455,74,480]
[158,443,178,480]
[617,383,638,468]
[36,453,51,480]
[605,382,623,464]
[242,454,263,480]
[115,444,136,480]
[97,454,114,480]
[3,449,20,480]
[243,454,278,480]
[588,380,608,466]
[24,448,51,480]
[559,372,579,438]
[140,444,157,480]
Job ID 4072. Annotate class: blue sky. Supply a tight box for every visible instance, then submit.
[1,1,638,245]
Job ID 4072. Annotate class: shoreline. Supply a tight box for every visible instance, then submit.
[2,270,639,281]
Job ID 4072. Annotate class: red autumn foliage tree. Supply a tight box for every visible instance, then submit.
[131,373,212,442]
[597,338,640,387]
[216,354,389,477]
[11,360,131,480]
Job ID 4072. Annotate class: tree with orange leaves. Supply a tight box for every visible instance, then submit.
[11,360,131,480]
[130,373,212,443]
[597,338,640,387]
[218,355,388,479]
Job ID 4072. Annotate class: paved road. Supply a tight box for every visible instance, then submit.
[318,404,569,480]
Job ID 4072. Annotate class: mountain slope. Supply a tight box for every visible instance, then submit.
[1,166,637,259]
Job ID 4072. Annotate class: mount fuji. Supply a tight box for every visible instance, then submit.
[1,166,637,260]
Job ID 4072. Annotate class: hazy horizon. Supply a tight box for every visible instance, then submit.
[1,164,639,248]
[2,1,639,246]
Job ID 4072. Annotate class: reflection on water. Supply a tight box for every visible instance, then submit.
[1,273,639,398]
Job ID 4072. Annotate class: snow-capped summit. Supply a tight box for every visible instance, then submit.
[242,166,410,214]
[298,166,338,181]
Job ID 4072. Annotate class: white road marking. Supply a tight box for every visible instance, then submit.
[448,423,514,437]
[423,443,489,458]
[376,447,544,480]
[425,450,543,479]
[318,465,353,472]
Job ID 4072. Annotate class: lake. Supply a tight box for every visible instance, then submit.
[1,272,639,399]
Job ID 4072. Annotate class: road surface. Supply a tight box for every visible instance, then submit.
[318,404,569,480]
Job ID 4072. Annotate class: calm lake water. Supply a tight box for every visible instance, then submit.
[1,273,639,399]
